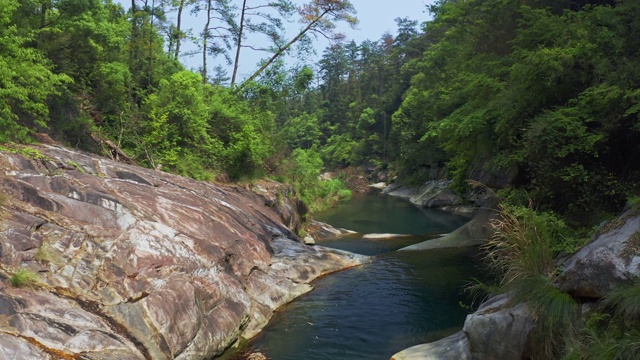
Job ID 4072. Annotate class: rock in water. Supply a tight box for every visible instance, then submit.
[0,145,367,360]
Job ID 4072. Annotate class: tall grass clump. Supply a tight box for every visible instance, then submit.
[11,268,38,288]
[482,201,581,358]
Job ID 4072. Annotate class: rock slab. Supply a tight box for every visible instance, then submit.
[390,331,471,360]
[0,145,367,360]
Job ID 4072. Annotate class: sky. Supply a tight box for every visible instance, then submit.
[340,0,434,43]
[116,0,436,81]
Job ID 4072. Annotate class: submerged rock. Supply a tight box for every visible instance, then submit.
[362,233,413,240]
[0,145,367,360]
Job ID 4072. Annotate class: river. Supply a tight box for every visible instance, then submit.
[235,191,480,360]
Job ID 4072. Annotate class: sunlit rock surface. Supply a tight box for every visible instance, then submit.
[0,145,366,360]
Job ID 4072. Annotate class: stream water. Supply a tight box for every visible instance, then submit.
[237,192,480,360]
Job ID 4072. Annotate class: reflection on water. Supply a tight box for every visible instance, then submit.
[236,192,479,360]
[315,191,469,235]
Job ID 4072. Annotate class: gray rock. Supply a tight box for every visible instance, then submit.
[384,180,461,208]
[0,333,51,360]
[390,331,471,360]
[422,188,462,208]
[399,198,498,251]
[305,219,355,240]
[370,182,387,190]
[463,294,534,360]
[466,160,518,189]
[557,210,640,298]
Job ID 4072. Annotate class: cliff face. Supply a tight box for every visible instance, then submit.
[0,145,366,360]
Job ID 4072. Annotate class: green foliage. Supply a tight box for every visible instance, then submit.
[280,113,321,150]
[208,86,276,179]
[0,144,49,160]
[11,268,38,288]
[390,0,640,222]
[0,0,71,143]
[513,275,579,359]
[563,283,640,360]
[486,201,580,275]
[141,71,222,176]
[278,148,351,212]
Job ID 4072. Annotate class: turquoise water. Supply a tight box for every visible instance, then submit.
[237,192,478,360]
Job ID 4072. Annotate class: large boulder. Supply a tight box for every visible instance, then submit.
[0,145,367,360]
[463,294,534,360]
[389,294,533,360]
[557,210,640,298]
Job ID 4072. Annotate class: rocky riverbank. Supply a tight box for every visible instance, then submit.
[0,144,368,360]
[391,206,640,360]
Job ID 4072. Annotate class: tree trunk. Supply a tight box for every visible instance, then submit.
[231,0,248,87]
[239,9,329,89]
[201,0,212,82]
[174,0,186,60]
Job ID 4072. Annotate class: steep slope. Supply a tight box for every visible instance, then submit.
[0,145,366,360]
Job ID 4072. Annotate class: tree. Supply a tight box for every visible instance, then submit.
[141,70,221,176]
[239,0,357,88]
[195,0,234,82]
[0,0,70,143]
[172,0,197,60]
[230,0,295,86]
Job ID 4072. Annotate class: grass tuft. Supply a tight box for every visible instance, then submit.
[11,268,38,288]
[35,242,55,263]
